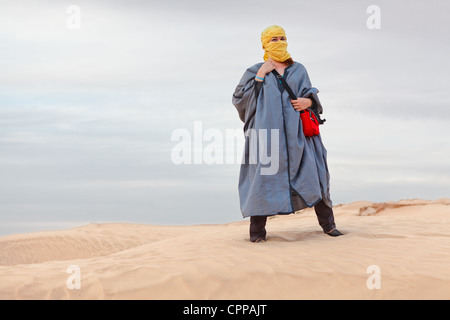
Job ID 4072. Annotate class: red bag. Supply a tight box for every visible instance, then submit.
[300,109,320,137]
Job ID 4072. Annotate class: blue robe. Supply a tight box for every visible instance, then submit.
[232,62,332,218]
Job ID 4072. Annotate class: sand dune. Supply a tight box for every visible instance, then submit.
[1,199,450,300]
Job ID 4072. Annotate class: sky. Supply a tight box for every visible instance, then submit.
[0,0,449,236]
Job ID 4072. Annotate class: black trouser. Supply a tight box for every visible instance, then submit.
[249,199,336,240]
[249,215,268,242]
[313,199,337,233]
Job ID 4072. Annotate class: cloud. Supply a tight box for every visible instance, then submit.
[1,0,449,235]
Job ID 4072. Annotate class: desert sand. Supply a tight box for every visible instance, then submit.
[1,199,450,300]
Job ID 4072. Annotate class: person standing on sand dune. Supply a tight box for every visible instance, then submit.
[232,25,343,242]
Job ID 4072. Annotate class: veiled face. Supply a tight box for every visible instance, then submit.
[269,36,287,43]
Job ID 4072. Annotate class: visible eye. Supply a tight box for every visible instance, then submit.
[269,37,286,42]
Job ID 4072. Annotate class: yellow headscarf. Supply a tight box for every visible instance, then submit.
[261,25,291,62]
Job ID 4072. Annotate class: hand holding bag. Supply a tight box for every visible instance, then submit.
[272,70,325,137]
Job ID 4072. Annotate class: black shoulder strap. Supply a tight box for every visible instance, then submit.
[271,70,297,100]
